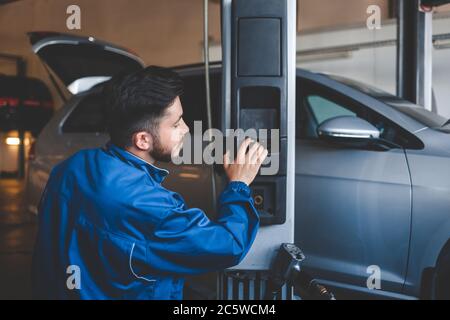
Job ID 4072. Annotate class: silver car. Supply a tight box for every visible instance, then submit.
[25,32,450,300]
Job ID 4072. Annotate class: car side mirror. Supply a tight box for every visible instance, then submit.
[317,116,381,141]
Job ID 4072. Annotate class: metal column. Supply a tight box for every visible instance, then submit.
[396,0,433,111]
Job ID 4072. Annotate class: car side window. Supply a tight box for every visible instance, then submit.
[307,95,357,127]
[62,71,223,135]
[297,80,364,139]
[62,93,106,133]
[179,72,221,131]
[296,79,413,147]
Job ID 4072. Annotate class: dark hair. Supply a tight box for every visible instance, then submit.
[102,65,183,148]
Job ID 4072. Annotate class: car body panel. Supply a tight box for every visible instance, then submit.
[402,128,450,297]
[295,139,411,293]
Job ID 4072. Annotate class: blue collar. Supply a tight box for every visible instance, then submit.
[104,141,169,184]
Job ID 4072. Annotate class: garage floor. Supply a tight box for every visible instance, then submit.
[0,178,37,299]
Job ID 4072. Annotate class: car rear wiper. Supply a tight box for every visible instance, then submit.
[442,119,450,127]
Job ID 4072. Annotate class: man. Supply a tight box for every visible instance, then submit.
[32,66,268,300]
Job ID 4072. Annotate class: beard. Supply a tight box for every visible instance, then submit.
[149,134,173,163]
[150,131,187,163]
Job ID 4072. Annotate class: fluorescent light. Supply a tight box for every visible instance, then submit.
[5,137,20,146]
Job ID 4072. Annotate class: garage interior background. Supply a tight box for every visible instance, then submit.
[0,0,450,300]
[0,0,449,116]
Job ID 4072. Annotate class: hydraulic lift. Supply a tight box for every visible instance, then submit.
[397,0,450,111]
[196,0,300,300]
[212,0,333,300]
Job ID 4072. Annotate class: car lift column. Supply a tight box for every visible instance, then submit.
[396,0,433,111]
[218,0,296,300]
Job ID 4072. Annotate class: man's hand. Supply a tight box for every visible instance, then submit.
[223,137,269,186]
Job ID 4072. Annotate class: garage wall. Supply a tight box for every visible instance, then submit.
[298,0,390,32]
[0,0,448,112]
[0,0,394,110]
[0,0,222,66]
[0,0,222,108]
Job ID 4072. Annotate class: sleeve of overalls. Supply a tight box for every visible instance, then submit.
[146,181,260,275]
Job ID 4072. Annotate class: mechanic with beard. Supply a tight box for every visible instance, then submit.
[32,66,268,300]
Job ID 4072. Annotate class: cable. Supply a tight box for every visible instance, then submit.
[203,0,218,212]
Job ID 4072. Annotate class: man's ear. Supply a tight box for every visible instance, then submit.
[133,131,153,151]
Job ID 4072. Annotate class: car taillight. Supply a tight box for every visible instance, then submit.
[23,99,53,109]
[0,97,53,109]
[0,97,19,107]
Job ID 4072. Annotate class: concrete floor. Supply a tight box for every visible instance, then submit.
[0,178,37,299]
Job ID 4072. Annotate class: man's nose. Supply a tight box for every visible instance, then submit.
[183,122,190,135]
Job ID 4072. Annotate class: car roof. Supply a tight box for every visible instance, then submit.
[92,61,428,133]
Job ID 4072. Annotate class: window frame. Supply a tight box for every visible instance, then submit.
[296,78,423,149]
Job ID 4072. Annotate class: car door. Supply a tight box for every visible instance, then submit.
[294,78,412,295]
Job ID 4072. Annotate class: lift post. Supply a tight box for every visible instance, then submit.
[396,0,434,111]
[396,0,450,111]
[218,0,296,299]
